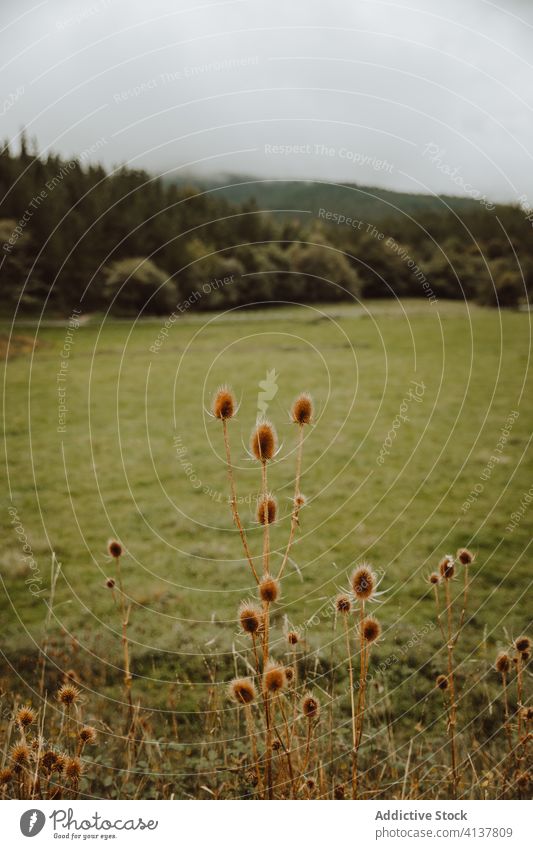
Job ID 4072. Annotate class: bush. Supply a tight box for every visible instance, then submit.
[103,257,176,315]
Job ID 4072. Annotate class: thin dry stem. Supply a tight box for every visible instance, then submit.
[222,419,260,584]
[277,424,304,580]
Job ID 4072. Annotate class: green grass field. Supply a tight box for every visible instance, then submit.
[1,300,531,768]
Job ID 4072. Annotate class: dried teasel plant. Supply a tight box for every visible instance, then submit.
[214,385,315,798]
[430,547,474,798]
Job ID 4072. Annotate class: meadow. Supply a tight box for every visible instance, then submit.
[0,299,531,799]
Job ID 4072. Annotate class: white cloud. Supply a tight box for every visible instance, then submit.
[2,0,532,201]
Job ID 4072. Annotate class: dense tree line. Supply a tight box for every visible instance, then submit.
[0,138,531,316]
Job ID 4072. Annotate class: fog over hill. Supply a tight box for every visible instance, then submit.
[164,173,493,224]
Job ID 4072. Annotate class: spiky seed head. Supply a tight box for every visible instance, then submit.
[439,555,455,580]
[284,666,295,684]
[107,539,122,558]
[257,496,277,525]
[521,649,531,662]
[57,684,81,707]
[515,770,531,789]
[79,726,97,745]
[263,660,286,694]
[228,677,257,705]
[10,743,30,767]
[294,493,307,509]
[65,757,82,781]
[41,750,57,773]
[250,420,277,462]
[334,783,345,800]
[301,692,320,719]
[351,563,377,601]
[521,706,533,722]
[515,635,531,653]
[428,572,440,585]
[238,601,263,635]
[0,767,13,785]
[53,754,66,774]
[259,575,280,604]
[212,386,236,420]
[16,706,36,729]
[291,393,313,425]
[287,630,299,645]
[64,669,81,684]
[306,777,317,792]
[336,594,352,614]
[105,577,116,589]
[272,739,281,751]
[457,547,474,565]
[361,615,381,643]
[495,652,511,674]
[436,674,449,690]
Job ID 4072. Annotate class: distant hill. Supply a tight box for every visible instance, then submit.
[163,174,485,224]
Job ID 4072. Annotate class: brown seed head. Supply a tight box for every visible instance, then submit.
[301,692,321,719]
[515,635,531,653]
[436,674,449,690]
[521,649,531,662]
[107,539,122,559]
[53,754,66,774]
[495,652,511,674]
[250,420,277,462]
[228,677,257,705]
[361,615,381,643]
[263,660,286,694]
[259,575,280,604]
[65,757,82,782]
[79,726,97,745]
[0,767,13,785]
[514,770,531,789]
[57,684,81,707]
[257,496,277,525]
[351,563,377,601]
[212,386,236,420]
[10,743,30,767]
[105,577,116,589]
[284,666,295,684]
[272,739,281,751]
[238,601,263,635]
[287,630,299,646]
[428,572,440,585]
[291,393,313,425]
[334,783,345,800]
[336,594,352,614]
[16,706,36,729]
[64,669,81,685]
[41,750,58,773]
[294,493,307,509]
[305,777,317,792]
[457,547,474,565]
[439,555,455,580]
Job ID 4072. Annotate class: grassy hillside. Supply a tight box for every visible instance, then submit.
[166,175,486,222]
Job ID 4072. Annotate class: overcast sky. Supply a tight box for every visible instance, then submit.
[2,0,533,202]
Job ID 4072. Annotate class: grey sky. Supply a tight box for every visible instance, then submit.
[2,0,532,202]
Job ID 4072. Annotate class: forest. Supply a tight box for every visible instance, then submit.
[1,137,531,316]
